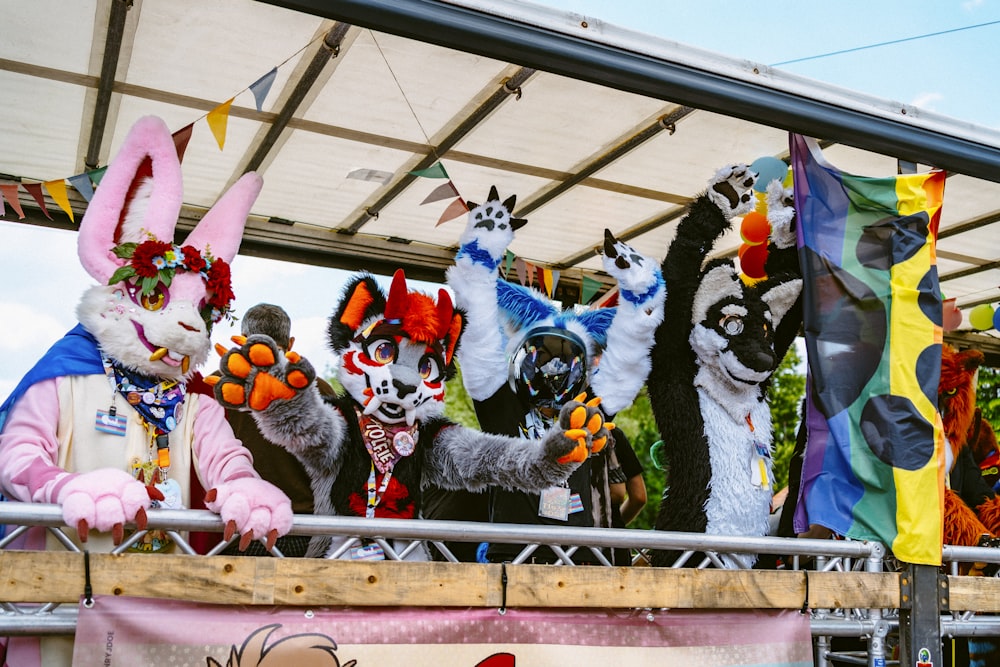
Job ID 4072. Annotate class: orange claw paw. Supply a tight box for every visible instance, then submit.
[248,342,276,367]
[557,443,589,464]
[203,375,220,387]
[220,383,246,407]
[591,435,608,454]
[287,369,310,389]
[586,412,604,434]
[586,396,602,408]
[285,350,301,364]
[230,335,247,346]
[224,352,252,379]
[214,343,228,357]
[573,392,588,403]
[569,405,587,430]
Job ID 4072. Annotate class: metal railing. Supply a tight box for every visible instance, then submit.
[2,501,1000,667]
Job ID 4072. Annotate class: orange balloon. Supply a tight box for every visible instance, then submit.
[739,242,768,279]
[740,211,771,245]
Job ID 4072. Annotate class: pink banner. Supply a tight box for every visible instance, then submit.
[73,596,812,666]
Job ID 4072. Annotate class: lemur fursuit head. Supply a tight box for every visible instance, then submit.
[648,165,802,568]
[211,269,611,559]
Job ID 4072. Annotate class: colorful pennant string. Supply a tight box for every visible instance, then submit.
[44,179,74,222]
[0,184,25,219]
[250,67,277,112]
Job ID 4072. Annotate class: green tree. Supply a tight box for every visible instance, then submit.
[978,364,1000,427]
[444,365,480,429]
[768,344,807,492]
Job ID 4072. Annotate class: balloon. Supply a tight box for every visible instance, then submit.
[750,156,788,192]
[942,298,962,332]
[739,242,768,279]
[994,307,1000,332]
[754,190,768,214]
[969,304,995,331]
[740,211,770,245]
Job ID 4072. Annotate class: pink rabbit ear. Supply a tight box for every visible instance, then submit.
[182,172,263,263]
[77,116,184,282]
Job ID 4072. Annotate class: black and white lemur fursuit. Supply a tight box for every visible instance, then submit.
[648,164,802,568]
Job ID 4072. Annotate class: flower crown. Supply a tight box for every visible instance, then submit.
[107,234,235,325]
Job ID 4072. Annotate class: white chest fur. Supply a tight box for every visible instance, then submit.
[697,387,774,551]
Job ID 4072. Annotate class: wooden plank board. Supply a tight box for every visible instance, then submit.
[0,552,908,610]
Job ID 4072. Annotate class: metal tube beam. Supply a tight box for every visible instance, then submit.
[342,66,537,233]
[256,0,1000,182]
[85,0,130,170]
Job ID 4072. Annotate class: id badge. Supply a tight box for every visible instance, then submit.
[751,455,770,490]
[95,409,127,436]
[152,478,183,510]
[350,543,386,560]
[538,486,571,521]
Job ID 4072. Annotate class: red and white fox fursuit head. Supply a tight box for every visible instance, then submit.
[328,269,464,426]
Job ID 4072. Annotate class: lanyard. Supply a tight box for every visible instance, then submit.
[366,461,395,519]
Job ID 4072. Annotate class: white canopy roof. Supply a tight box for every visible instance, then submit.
[3,0,999,354]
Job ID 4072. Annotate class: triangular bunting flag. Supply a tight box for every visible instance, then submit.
[548,269,560,297]
[537,266,548,294]
[22,183,52,220]
[173,124,194,162]
[410,162,449,179]
[503,250,514,279]
[249,67,277,112]
[0,184,24,219]
[435,197,469,227]
[44,179,74,222]
[525,261,535,287]
[67,173,95,202]
[594,285,619,309]
[580,275,602,304]
[516,258,527,286]
[421,181,460,205]
[206,98,234,150]
[88,166,108,186]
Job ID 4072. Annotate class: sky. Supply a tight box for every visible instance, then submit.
[1,0,998,398]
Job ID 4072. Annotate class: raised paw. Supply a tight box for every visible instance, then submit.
[708,163,757,219]
[601,229,664,299]
[553,393,611,463]
[455,185,528,268]
[765,179,797,249]
[212,334,316,412]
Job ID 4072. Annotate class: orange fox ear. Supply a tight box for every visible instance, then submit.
[339,281,375,330]
[444,312,463,366]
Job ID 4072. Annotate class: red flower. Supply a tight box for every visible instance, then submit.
[181,245,207,273]
[206,259,234,309]
[130,240,172,278]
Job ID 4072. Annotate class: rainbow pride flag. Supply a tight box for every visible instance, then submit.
[791,134,946,565]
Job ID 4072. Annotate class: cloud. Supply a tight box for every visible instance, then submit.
[962,0,984,10]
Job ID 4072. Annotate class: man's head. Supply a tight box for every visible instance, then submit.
[242,303,293,351]
[508,326,589,413]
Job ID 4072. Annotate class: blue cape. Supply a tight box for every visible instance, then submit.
[0,324,104,431]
